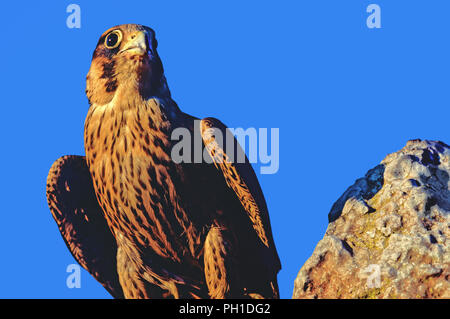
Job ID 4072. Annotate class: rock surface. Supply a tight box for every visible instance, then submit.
[293,140,449,299]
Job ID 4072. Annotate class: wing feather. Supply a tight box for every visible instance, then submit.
[200,118,281,273]
[46,155,124,298]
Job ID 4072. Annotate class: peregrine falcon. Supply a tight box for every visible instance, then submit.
[46,24,281,299]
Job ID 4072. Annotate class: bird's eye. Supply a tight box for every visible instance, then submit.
[104,30,122,49]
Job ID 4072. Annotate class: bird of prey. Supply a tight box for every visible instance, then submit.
[46,24,281,299]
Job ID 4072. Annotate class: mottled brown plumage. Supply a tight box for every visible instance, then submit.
[46,24,280,299]
[46,155,124,298]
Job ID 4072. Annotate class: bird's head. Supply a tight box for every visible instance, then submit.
[86,24,168,106]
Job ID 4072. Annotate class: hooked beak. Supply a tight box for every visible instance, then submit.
[119,31,153,57]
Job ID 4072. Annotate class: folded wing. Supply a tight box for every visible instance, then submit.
[46,155,124,298]
[200,118,281,298]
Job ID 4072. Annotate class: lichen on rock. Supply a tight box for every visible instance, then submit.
[293,140,449,299]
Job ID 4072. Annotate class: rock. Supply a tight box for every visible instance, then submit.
[293,140,450,299]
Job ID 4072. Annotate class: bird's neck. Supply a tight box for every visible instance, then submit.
[84,74,183,169]
[84,94,176,170]
[107,74,179,116]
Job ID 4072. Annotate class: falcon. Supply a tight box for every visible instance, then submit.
[46,24,281,299]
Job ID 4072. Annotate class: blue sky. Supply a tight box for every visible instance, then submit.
[0,1,449,298]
